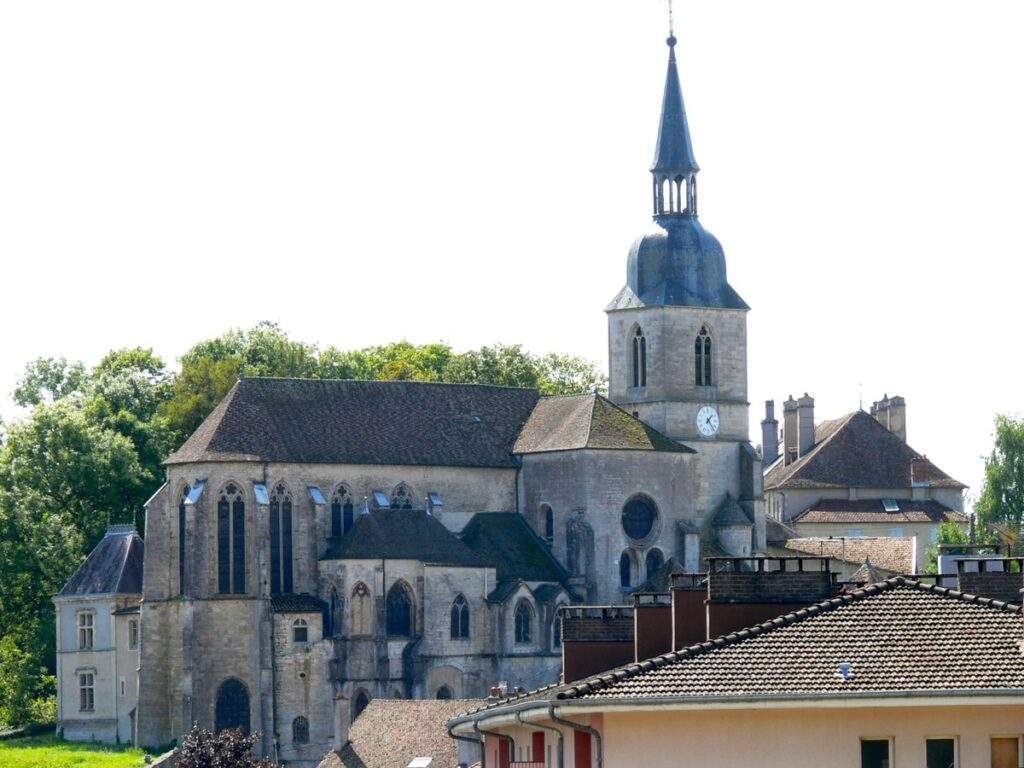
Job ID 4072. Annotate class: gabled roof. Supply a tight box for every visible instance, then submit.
[793,498,967,524]
[270,593,328,613]
[851,558,886,585]
[765,516,799,546]
[451,578,1024,723]
[324,508,493,568]
[764,410,965,491]
[776,537,915,575]
[57,525,144,598]
[321,698,485,768]
[167,378,540,468]
[513,394,693,455]
[460,513,569,584]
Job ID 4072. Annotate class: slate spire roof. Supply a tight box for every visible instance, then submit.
[57,524,144,597]
[652,36,699,176]
[764,410,965,491]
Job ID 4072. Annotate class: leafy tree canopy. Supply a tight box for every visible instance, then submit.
[976,414,1024,532]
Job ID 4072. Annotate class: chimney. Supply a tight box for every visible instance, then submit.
[333,691,350,750]
[560,606,635,682]
[797,393,815,457]
[886,395,907,442]
[670,573,708,649]
[633,593,673,662]
[782,396,798,465]
[761,400,779,465]
[870,394,890,430]
[705,557,838,640]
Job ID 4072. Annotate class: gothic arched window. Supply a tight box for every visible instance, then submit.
[450,595,470,639]
[541,504,554,545]
[350,582,372,636]
[436,685,453,700]
[391,483,414,510]
[215,678,250,734]
[631,327,647,388]
[514,600,533,644]
[386,582,413,637]
[695,325,712,386]
[269,484,293,595]
[217,484,245,595]
[645,548,665,579]
[179,484,189,596]
[292,716,309,745]
[619,550,634,589]
[331,485,354,538]
[352,690,370,721]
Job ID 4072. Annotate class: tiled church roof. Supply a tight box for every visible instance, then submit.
[58,525,144,597]
[166,378,540,468]
[764,410,964,491]
[514,393,694,454]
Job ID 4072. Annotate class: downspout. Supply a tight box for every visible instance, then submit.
[449,724,484,768]
[474,720,516,767]
[549,703,602,768]
[517,710,563,768]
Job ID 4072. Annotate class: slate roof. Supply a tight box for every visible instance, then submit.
[57,525,144,597]
[713,494,751,527]
[765,517,799,546]
[166,378,540,468]
[320,698,485,768]
[764,410,965,491]
[793,498,968,524]
[776,537,915,575]
[270,594,328,613]
[460,513,569,584]
[451,578,1024,722]
[514,394,693,455]
[324,508,493,568]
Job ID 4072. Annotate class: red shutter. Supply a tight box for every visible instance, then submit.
[574,729,592,768]
[499,737,511,768]
[532,731,546,762]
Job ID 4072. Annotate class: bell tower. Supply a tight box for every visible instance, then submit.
[606,27,758,526]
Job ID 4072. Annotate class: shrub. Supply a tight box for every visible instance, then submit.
[176,725,278,768]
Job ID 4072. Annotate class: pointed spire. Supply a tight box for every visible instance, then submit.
[652,35,699,176]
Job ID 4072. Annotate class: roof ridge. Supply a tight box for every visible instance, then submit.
[241,376,539,392]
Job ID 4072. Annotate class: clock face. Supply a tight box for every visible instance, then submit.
[696,405,720,437]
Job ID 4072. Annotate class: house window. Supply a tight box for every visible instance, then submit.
[695,325,712,386]
[292,716,309,745]
[78,671,95,711]
[179,484,189,596]
[77,612,94,650]
[331,485,354,537]
[991,738,1020,768]
[217,483,246,594]
[128,619,139,650]
[436,686,453,700]
[450,595,470,639]
[292,618,308,643]
[351,582,373,635]
[514,600,533,644]
[269,484,293,595]
[619,550,634,589]
[645,548,665,579]
[632,327,647,387]
[926,738,956,768]
[860,738,892,768]
[541,504,554,545]
[391,483,414,510]
[386,582,413,637]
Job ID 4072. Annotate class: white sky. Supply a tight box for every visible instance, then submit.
[1,2,1022,509]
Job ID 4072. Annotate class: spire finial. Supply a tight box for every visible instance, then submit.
[667,0,676,47]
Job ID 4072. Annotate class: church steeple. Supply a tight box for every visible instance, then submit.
[651,35,699,224]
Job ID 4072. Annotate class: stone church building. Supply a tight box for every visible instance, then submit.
[57,31,765,764]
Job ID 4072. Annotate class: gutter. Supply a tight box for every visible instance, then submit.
[548,704,602,768]
[474,719,515,768]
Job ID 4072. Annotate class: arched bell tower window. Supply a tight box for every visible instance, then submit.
[645,548,665,579]
[695,325,712,386]
[331,485,354,537]
[269,483,293,595]
[631,327,647,388]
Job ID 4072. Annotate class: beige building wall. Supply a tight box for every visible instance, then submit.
[599,704,1024,768]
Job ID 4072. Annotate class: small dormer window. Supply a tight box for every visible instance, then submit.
[292,618,308,643]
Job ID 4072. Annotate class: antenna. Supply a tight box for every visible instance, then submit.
[667,0,675,38]
[858,381,863,411]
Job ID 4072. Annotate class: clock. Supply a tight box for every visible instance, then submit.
[696,405,720,437]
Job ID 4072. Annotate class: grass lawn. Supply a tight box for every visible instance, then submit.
[0,734,147,768]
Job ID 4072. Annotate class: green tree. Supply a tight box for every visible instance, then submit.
[925,520,971,573]
[976,415,1024,531]
[12,357,86,407]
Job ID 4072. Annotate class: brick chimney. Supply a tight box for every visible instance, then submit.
[871,394,907,442]
[782,396,798,465]
[797,393,815,457]
[669,573,708,650]
[761,400,779,465]
[956,558,1024,605]
[559,606,635,682]
[633,593,673,662]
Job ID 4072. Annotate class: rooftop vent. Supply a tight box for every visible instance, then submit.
[836,661,854,682]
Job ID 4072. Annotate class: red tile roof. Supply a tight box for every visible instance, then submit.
[793,498,967,524]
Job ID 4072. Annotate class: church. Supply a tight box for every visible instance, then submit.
[56,29,763,765]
